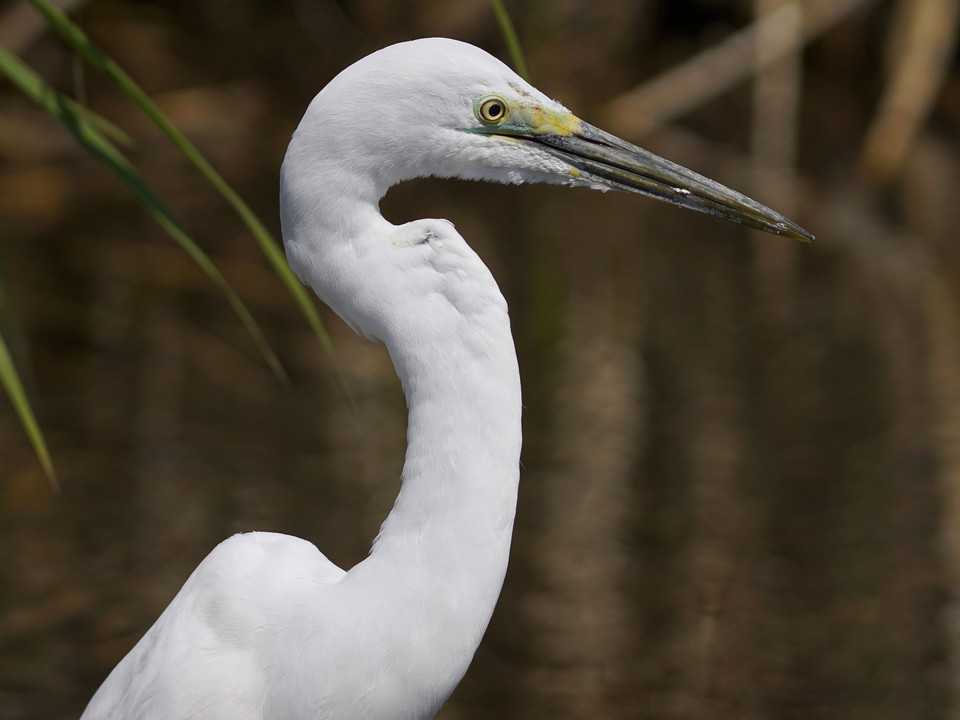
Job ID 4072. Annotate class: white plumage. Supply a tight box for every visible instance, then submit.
[81,38,810,720]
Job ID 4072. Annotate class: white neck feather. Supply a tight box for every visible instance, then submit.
[361,304,522,696]
[280,131,522,714]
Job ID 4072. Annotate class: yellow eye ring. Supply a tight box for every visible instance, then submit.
[477,96,508,124]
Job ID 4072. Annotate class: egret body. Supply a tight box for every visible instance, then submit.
[80,38,811,720]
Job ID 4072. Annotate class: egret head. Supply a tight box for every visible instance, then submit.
[280,38,813,343]
[283,37,812,241]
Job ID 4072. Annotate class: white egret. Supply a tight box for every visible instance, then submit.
[80,38,811,720]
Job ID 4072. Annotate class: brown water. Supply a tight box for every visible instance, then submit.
[2,2,959,718]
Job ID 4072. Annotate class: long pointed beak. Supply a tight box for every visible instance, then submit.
[519,121,813,242]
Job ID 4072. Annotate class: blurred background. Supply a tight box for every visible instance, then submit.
[2,0,959,717]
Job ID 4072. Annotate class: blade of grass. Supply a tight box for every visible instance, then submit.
[3,69,133,146]
[0,329,58,491]
[26,0,334,361]
[72,97,132,147]
[0,42,287,383]
[490,0,529,81]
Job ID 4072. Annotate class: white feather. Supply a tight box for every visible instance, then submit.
[83,38,531,720]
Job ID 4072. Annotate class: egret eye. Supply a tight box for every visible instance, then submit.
[478,96,507,124]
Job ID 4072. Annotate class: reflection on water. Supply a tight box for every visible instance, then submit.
[2,3,959,719]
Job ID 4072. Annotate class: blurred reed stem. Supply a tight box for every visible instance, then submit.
[24,0,343,377]
[0,329,56,491]
[490,0,530,80]
[0,39,291,482]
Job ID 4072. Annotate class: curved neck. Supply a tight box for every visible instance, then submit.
[282,126,523,711]
[374,308,522,569]
[347,308,520,712]
[323,261,522,717]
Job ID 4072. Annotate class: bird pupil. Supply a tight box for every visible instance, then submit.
[481,99,504,121]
